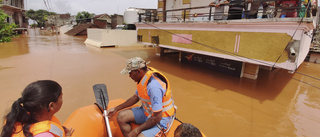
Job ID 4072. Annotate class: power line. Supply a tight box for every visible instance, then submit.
[295,71,320,81]
[25,0,28,10]
[279,71,320,89]
[49,0,53,11]
[43,0,49,10]
[46,0,52,11]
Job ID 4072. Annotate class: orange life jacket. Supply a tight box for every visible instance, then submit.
[137,67,176,118]
[12,116,65,137]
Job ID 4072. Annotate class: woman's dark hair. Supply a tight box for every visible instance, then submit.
[1,80,62,137]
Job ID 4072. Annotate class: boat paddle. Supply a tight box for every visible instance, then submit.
[93,84,113,137]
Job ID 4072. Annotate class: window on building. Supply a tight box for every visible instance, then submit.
[157,13,163,21]
[138,35,143,42]
[158,1,164,8]
[182,11,190,19]
[151,36,159,44]
[183,0,191,4]
[6,17,10,23]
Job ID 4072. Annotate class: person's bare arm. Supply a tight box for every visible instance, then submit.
[221,0,230,5]
[107,95,139,116]
[209,2,216,6]
[214,0,230,7]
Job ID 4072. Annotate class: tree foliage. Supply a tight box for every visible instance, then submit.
[26,9,56,27]
[76,11,95,24]
[0,4,17,42]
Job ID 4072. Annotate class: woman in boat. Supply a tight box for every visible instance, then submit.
[0,80,74,137]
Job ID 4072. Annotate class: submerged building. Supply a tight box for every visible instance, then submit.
[0,0,28,28]
[136,0,318,79]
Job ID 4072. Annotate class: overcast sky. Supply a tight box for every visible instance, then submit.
[25,0,158,15]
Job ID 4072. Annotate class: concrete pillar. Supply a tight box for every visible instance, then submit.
[156,47,165,56]
[309,53,320,63]
[242,63,259,79]
[18,12,22,27]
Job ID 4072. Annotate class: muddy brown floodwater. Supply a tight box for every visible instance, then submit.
[1,28,320,137]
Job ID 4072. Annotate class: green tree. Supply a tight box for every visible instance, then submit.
[76,11,95,24]
[26,9,56,27]
[0,1,17,42]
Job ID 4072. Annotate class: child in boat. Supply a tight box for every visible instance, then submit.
[0,80,74,137]
[174,123,203,137]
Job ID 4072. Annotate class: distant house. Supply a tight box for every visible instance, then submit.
[91,14,124,29]
[89,14,124,29]
[93,14,112,29]
[0,0,28,28]
[65,13,125,36]
[65,23,100,36]
[111,14,124,29]
[46,14,76,28]
[65,14,111,36]
[127,7,157,23]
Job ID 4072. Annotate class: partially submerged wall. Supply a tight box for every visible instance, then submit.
[85,29,137,47]
[136,19,315,71]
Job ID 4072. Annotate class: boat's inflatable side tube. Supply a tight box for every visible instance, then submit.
[63,99,205,137]
[63,99,139,137]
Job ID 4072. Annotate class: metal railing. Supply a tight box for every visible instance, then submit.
[138,0,317,23]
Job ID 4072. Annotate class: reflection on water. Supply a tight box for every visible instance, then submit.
[0,34,29,59]
[290,86,320,137]
[27,29,88,53]
[0,28,320,137]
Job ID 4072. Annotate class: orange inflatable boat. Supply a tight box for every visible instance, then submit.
[63,99,205,137]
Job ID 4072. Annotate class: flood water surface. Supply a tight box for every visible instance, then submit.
[0,29,320,137]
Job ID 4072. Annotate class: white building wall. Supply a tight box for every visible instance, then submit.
[298,31,313,67]
[165,0,221,22]
[85,29,137,47]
